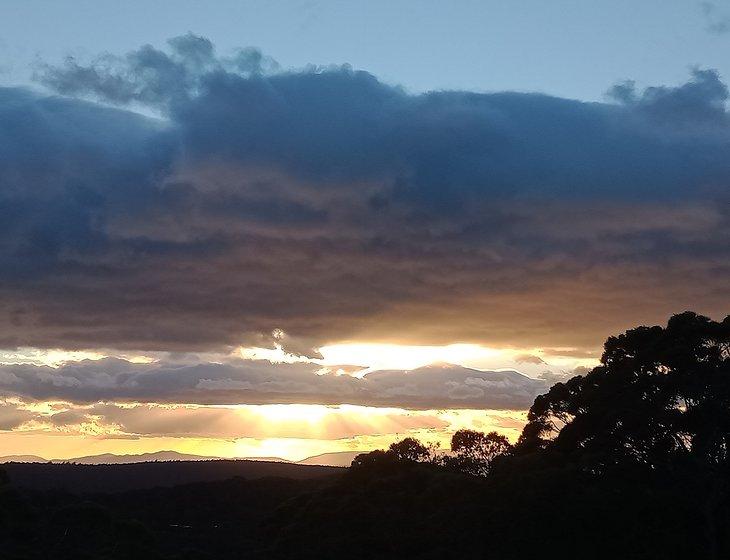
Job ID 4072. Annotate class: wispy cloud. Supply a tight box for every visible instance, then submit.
[701,2,730,34]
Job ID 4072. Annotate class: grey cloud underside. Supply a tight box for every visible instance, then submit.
[0,401,35,430]
[0,359,546,410]
[1,35,729,352]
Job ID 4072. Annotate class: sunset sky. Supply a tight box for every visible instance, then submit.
[0,0,728,461]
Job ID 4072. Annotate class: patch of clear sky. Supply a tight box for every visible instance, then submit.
[0,0,728,101]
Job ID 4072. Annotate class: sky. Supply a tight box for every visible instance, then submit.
[0,1,728,460]
[5,0,730,99]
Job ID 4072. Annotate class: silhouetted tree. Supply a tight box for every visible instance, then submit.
[516,312,730,468]
[515,311,730,559]
[448,429,512,476]
[387,437,431,462]
[349,449,400,475]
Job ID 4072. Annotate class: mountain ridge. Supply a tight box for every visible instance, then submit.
[0,449,366,467]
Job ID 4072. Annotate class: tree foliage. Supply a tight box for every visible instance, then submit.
[387,437,431,463]
[516,311,730,470]
[448,429,512,476]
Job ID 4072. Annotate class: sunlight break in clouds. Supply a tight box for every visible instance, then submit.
[0,335,594,460]
[0,400,526,461]
[317,342,598,374]
[0,333,592,460]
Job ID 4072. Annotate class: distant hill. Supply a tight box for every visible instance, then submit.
[0,450,361,466]
[297,451,364,467]
[1,459,342,493]
[0,454,47,463]
[60,451,219,465]
[0,451,220,465]
[55,450,221,464]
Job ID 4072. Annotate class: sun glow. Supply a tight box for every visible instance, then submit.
[316,341,600,373]
[0,401,529,462]
[241,403,332,424]
[0,337,597,463]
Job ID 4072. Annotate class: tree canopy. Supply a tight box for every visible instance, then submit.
[516,311,730,470]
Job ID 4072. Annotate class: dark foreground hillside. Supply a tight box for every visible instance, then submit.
[2,459,341,493]
[0,471,327,559]
[266,455,726,560]
[0,457,726,560]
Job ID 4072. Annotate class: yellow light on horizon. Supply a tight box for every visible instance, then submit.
[241,403,331,424]
[319,342,506,371]
[0,348,157,368]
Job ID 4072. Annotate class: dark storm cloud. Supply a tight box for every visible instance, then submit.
[606,68,729,124]
[0,35,728,355]
[0,358,547,410]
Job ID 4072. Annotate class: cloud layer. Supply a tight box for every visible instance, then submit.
[0,35,728,355]
[0,358,546,410]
